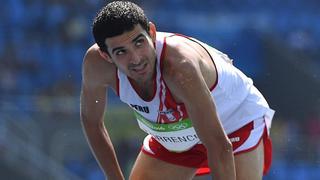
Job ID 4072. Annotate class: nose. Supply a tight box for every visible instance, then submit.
[130,51,141,65]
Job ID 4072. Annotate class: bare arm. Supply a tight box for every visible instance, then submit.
[80,45,124,180]
[163,45,236,180]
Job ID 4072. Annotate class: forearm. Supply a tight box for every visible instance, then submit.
[82,122,124,180]
[207,141,236,180]
[188,109,236,179]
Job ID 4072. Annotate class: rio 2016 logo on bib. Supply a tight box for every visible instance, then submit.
[168,122,189,130]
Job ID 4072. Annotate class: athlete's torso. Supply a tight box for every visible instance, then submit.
[116,32,273,134]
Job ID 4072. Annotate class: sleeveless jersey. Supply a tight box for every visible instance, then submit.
[116,32,274,151]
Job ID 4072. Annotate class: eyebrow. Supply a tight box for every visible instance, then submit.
[111,33,145,54]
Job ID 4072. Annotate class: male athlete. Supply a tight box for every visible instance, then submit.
[80,1,275,180]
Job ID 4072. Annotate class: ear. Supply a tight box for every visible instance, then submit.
[149,22,157,42]
[98,48,113,63]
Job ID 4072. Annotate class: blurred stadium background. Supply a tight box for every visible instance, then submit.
[1,0,320,179]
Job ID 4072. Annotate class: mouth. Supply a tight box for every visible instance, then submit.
[131,63,148,74]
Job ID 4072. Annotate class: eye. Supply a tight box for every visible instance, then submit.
[115,49,126,56]
[135,38,145,47]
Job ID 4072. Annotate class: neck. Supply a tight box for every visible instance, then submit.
[129,77,155,101]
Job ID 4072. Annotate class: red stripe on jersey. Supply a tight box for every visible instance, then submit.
[157,36,167,123]
[158,35,188,124]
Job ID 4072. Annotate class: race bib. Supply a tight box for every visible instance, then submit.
[134,112,200,152]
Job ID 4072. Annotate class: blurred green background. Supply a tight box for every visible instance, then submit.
[1,0,320,179]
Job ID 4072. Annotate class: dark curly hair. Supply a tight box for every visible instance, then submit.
[92,1,150,53]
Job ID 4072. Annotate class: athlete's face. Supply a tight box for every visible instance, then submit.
[105,24,157,83]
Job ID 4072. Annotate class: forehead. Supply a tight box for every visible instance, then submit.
[104,24,147,48]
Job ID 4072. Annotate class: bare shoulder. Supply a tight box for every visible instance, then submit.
[162,37,203,102]
[162,35,217,102]
[163,36,201,84]
[82,44,117,89]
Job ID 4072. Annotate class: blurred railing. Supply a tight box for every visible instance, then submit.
[0,94,141,179]
[0,95,85,180]
[1,120,83,180]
